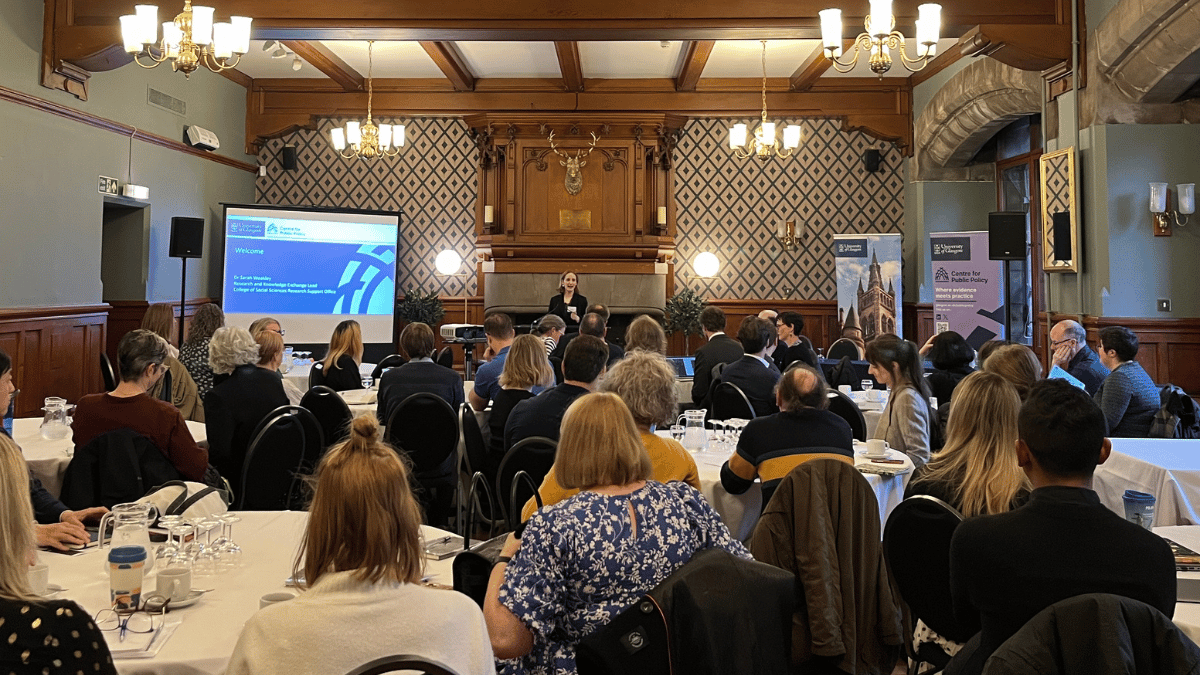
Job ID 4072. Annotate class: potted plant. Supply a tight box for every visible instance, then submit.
[664,288,704,353]
[396,287,446,326]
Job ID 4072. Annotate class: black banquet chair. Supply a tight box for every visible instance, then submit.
[371,354,407,380]
[710,381,755,422]
[300,385,354,449]
[249,404,325,477]
[345,654,462,675]
[100,353,118,392]
[436,347,455,370]
[308,361,326,389]
[385,393,460,527]
[495,435,557,530]
[238,409,311,510]
[827,388,868,442]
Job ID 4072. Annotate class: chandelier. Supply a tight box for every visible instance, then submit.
[120,2,252,78]
[728,41,802,160]
[330,41,405,160]
[820,0,941,76]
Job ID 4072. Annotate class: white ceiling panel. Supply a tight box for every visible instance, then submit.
[822,38,959,77]
[322,41,447,78]
[579,41,686,78]
[455,42,560,78]
[703,40,821,78]
[235,40,312,78]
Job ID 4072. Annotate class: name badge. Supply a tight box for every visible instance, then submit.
[567,306,576,313]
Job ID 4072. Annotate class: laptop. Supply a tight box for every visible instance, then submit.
[665,356,696,378]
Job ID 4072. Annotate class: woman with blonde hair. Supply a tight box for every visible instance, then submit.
[319,320,365,391]
[623,314,667,354]
[489,334,555,464]
[181,302,224,399]
[226,415,494,675]
[141,302,204,421]
[0,434,117,673]
[485,393,748,674]
[981,344,1042,401]
[519,350,700,520]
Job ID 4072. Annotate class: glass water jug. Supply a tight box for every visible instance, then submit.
[676,409,708,452]
[97,502,160,573]
[39,397,74,441]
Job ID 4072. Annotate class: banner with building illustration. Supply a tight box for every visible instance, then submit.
[832,234,902,359]
[930,231,1006,348]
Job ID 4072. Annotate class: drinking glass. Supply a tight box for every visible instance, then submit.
[711,420,727,453]
[218,514,242,559]
[361,375,373,389]
[156,515,184,562]
[669,425,685,442]
[861,379,873,393]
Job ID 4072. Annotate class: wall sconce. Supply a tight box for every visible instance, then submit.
[776,220,800,251]
[1150,182,1194,235]
[694,252,720,278]
[483,205,494,224]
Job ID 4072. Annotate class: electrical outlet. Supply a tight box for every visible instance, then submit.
[1158,298,1172,312]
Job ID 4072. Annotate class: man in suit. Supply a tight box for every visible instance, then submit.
[376,322,464,425]
[691,306,744,407]
[718,316,782,417]
[947,379,1176,675]
[505,335,608,450]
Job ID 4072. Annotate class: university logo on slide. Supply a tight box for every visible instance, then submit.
[332,245,396,314]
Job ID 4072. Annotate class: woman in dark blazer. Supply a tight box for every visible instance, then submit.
[318,320,365,391]
[546,270,588,328]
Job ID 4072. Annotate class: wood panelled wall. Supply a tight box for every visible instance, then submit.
[106,299,216,362]
[0,306,108,417]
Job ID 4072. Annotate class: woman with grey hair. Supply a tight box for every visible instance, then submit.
[204,327,288,494]
[534,314,566,355]
[72,329,209,481]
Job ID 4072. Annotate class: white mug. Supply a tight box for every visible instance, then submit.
[866,439,890,458]
[27,563,49,596]
[155,566,192,602]
[837,385,852,395]
[260,592,296,609]
[868,388,885,402]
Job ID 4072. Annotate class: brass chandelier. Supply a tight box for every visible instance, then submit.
[120,2,252,78]
[820,0,941,77]
[728,41,802,161]
[330,42,405,160]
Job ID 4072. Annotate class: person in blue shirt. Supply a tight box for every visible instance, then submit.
[470,312,517,410]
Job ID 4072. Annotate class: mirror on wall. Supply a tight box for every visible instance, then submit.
[1039,147,1079,273]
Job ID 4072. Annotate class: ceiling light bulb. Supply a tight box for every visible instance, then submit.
[262,40,277,52]
[272,47,288,59]
[660,40,670,48]
[292,56,302,71]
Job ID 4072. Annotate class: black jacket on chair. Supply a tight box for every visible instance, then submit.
[204,364,289,495]
[60,428,180,509]
[691,334,745,407]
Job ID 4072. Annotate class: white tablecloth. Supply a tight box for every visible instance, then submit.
[40,511,456,675]
[1093,439,1200,526]
[16,418,208,499]
[283,362,376,389]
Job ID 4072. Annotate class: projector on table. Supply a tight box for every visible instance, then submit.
[440,324,486,341]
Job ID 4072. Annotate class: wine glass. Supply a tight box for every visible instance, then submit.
[156,515,184,562]
[861,379,874,393]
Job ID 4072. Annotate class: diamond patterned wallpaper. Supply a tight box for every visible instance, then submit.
[674,118,904,300]
[256,117,479,296]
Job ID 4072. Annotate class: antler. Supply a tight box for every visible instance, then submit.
[547,130,600,158]
[547,130,567,158]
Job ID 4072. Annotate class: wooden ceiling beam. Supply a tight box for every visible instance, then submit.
[789,42,842,92]
[554,42,585,92]
[419,41,476,91]
[282,40,362,91]
[675,40,716,91]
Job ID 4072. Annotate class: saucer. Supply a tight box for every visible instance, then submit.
[39,584,64,597]
[167,590,204,609]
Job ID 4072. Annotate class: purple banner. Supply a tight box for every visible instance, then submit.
[931,231,1006,349]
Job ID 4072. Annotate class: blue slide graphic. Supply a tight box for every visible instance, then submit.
[223,238,396,315]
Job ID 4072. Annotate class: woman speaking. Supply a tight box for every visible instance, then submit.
[546,271,588,328]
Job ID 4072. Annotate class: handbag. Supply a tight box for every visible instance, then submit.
[138,480,230,523]
[452,471,544,606]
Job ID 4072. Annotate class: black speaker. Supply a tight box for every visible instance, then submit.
[1052,211,1072,261]
[282,145,298,171]
[169,217,204,259]
[863,149,882,173]
[988,212,1026,260]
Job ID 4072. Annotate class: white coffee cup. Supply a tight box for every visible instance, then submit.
[260,592,296,609]
[866,439,890,458]
[27,563,49,596]
[837,385,852,395]
[868,388,885,402]
[155,566,192,602]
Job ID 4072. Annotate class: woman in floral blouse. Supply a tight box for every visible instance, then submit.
[483,392,750,675]
[179,303,224,400]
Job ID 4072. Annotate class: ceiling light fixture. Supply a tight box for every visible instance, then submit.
[120,2,252,78]
[819,0,941,77]
[728,41,802,160]
[329,41,405,160]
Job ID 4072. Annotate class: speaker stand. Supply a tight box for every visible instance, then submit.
[1002,259,1012,341]
[178,258,187,349]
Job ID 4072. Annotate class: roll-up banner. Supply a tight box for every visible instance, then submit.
[833,234,903,351]
[930,231,1006,348]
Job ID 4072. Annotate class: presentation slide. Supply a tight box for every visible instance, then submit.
[221,205,399,344]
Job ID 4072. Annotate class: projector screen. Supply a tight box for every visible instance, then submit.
[221,204,399,344]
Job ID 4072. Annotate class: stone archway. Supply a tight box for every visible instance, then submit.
[1095,0,1200,104]
[912,58,1042,180]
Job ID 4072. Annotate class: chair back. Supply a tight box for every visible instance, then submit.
[345,654,462,675]
[549,356,564,385]
[436,347,454,369]
[308,361,326,389]
[371,354,408,380]
[460,403,488,478]
[826,339,864,362]
[385,393,459,476]
[710,381,755,421]
[300,385,354,448]
[249,405,325,475]
[883,495,970,644]
[100,353,118,392]
[495,436,557,526]
[827,389,868,441]
[157,368,173,403]
[239,409,308,510]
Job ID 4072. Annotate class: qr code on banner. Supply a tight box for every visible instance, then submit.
[935,322,949,334]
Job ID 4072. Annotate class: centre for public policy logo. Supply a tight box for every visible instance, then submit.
[934,267,950,282]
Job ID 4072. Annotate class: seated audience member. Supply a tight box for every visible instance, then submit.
[180,302,224,400]
[470,312,517,410]
[249,322,304,405]
[980,344,1042,401]
[204,327,289,494]
[757,308,778,322]
[225,415,494,675]
[947,379,1175,675]
[549,304,621,362]
[577,312,625,365]
[504,335,607,451]
[0,349,107,551]
[773,311,820,372]
[533,314,566,355]
[484,393,750,673]
[624,314,667,354]
[249,316,284,337]
[718,316,781,417]
[867,335,933,468]
[1094,326,1159,438]
[721,364,853,507]
[521,350,701,520]
[1049,319,1110,395]
[318,320,365,392]
[921,331,975,405]
[73,330,208,481]
[0,433,118,675]
[691,306,744,407]
[377,322,464,426]
[141,302,204,422]
[488,335,554,463]
[974,339,1011,369]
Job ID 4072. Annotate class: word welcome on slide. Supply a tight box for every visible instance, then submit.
[223,217,396,316]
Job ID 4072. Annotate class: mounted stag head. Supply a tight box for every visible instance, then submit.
[548,131,598,196]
